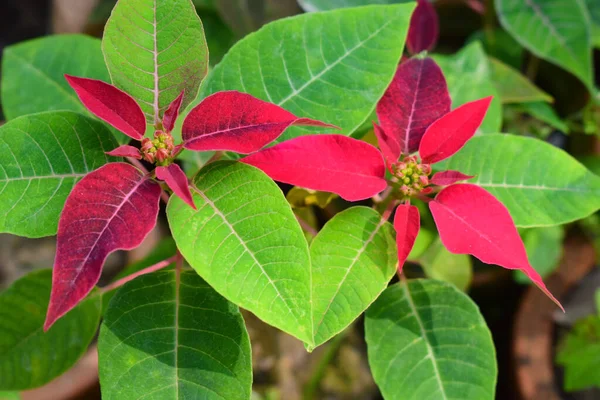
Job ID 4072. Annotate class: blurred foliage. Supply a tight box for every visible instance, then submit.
[514,227,564,284]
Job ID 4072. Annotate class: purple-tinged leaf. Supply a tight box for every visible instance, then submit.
[419,96,492,164]
[430,170,474,186]
[106,145,141,159]
[406,0,439,54]
[64,75,146,140]
[162,90,184,133]
[44,163,162,330]
[156,164,196,210]
[182,91,337,154]
[376,58,450,155]
[373,123,400,167]
[241,135,387,201]
[394,204,420,274]
[429,183,563,310]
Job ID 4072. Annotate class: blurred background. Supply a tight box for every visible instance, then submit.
[0,0,599,399]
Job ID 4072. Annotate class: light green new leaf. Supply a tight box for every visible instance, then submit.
[496,0,594,92]
[420,239,472,291]
[1,35,109,120]
[309,207,397,349]
[514,226,564,284]
[438,134,600,227]
[167,161,313,343]
[196,4,415,141]
[103,0,209,125]
[0,269,101,390]
[99,270,252,400]
[433,42,502,133]
[489,57,553,104]
[366,280,497,400]
[0,112,118,238]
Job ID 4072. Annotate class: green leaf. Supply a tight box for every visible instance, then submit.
[1,35,109,120]
[167,161,313,343]
[489,57,552,104]
[516,102,569,132]
[420,239,472,291]
[195,4,416,141]
[102,0,209,125]
[0,112,118,238]
[556,315,600,391]
[433,42,502,133]
[584,0,600,47]
[596,288,600,313]
[467,29,524,69]
[514,226,564,284]
[496,0,595,92]
[438,134,600,227]
[0,269,101,390]
[179,150,215,178]
[298,0,412,12]
[99,270,252,399]
[365,280,497,400]
[199,10,235,65]
[309,206,397,349]
[0,392,20,400]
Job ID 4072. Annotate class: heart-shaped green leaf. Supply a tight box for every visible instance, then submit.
[194,4,415,141]
[99,270,251,399]
[1,35,109,121]
[103,0,209,125]
[438,134,600,227]
[366,279,497,400]
[167,161,313,344]
[309,206,397,349]
[0,270,101,390]
[0,112,118,238]
[433,42,502,134]
[496,0,594,92]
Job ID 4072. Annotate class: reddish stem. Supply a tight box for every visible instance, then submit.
[296,214,318,237]
[102,253,181,293]
[381,199,399,221]
[206,151,224,164]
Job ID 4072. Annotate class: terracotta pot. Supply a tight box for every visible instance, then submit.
[513,235,597,400]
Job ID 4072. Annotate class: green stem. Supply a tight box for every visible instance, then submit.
[302,329,348,400]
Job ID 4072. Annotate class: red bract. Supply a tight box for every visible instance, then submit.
[182,91,337,154]
[406,0,439,54]
[106,144,142,159]
[430,184,563,310]
[241,62,560,307]
[44,163,162,330]
[156,163,196,210]
[419,97,493,164]
[394,204,420,273]
[242,135,387,201]
[162,90,184,133]
[376,58,450,157]
[430,170,474,186]
[65,75,146,140]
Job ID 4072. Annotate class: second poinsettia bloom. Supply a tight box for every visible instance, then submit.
[241,56,562,311]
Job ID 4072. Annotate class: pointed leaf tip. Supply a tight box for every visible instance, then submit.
[394,204,420,274]
[241,134,387,201]
[64,75,146,140]
[182,91,338,154]
[106,145,141,159]
[406,0,439,54]
[419,96,493,164]
[377,58,451,155]
[156,164,196,210]
[162,90,185,133]
[44,163,162,330]
[429,183,562,309]
[430,170,474,186]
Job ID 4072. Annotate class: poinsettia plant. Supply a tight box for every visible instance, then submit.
[1,0,599,399]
